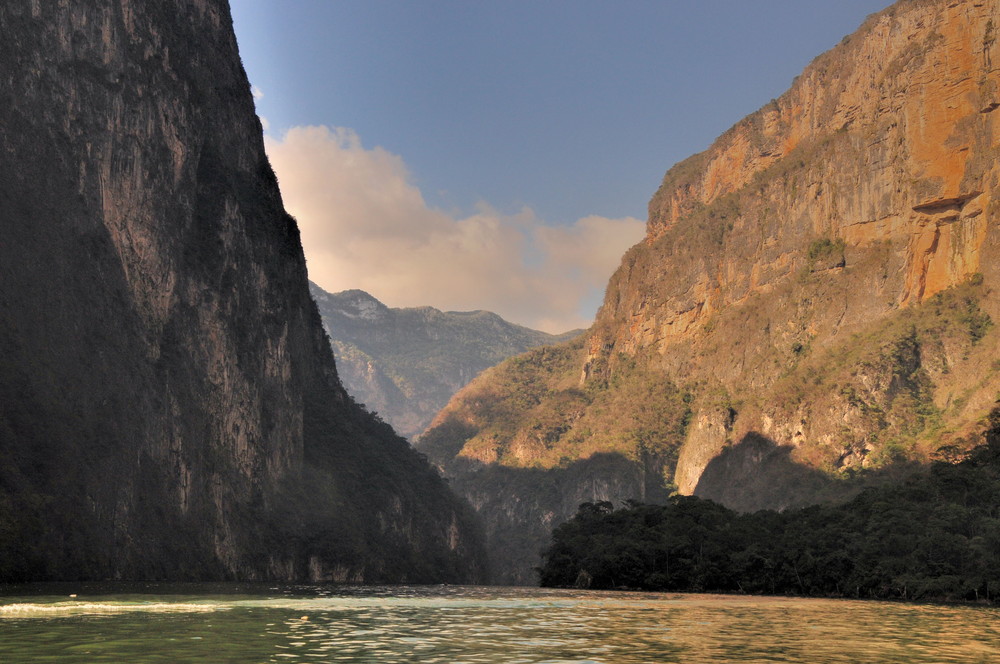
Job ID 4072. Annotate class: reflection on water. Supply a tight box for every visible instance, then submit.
[1,585,998,663]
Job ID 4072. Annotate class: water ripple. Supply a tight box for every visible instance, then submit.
[1,586,999,663]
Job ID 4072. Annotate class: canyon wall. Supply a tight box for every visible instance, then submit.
[600,0,1000,494]
[420,0,1000,582]
[0,0,485,582]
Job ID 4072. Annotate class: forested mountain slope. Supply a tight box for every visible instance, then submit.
[419,0,1000,583]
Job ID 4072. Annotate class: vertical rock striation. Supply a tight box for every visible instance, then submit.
[0,0,485,582]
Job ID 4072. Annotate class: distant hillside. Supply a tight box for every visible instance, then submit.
[310,283,581,439]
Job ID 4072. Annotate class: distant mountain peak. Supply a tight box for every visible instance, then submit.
[310,281,582,439]
[309,283,389,322]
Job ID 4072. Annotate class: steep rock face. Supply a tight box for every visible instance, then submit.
[595,0,1000,492]
[421,0,1000,582]
[311,283,581,439]
[0,0,485,582]
[632,0,999,340]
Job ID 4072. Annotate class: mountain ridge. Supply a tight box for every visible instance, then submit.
[310,282,581,439]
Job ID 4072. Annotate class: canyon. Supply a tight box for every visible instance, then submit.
[420,0,1000,583]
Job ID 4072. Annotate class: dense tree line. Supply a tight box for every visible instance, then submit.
[539,410,1000,602]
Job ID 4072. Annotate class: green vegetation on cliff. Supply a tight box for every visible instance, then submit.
[420,337,692,475]
[418,336,694,584]
[540,409,1000,602]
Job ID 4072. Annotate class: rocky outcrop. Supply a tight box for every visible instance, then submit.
[311,283,581,440]
[0,0,485,582]
[421,0,1000,582]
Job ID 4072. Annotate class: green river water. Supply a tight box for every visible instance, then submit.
[0,584,997,663]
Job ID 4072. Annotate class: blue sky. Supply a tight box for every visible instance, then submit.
[230,0,891,332]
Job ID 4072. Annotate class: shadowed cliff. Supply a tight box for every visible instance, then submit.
[693,432,921,513]
[0,0,486,582]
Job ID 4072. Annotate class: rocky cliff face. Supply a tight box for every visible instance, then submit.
[597,0,1000,493]
[0,0,485,582]
[310,283,581,440]
[420,0,1000,583]
[627,0,1000,341]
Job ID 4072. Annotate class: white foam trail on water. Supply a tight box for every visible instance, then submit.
[0,591,699,619]
[0,601,224,617]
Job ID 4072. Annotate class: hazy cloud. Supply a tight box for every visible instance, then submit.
[264,125,646,333]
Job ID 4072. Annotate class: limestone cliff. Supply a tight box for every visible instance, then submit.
[310,283,581,440]
[598,0,1000,494]
[420,0,1000,583]
[0,0,485,582]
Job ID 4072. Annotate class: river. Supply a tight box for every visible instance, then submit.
[1,584,997,663]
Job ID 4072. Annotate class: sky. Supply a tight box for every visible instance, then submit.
[229,0,892,333]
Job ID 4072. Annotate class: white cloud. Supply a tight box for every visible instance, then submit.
[251,85,265,100]
[264,125,646,333]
